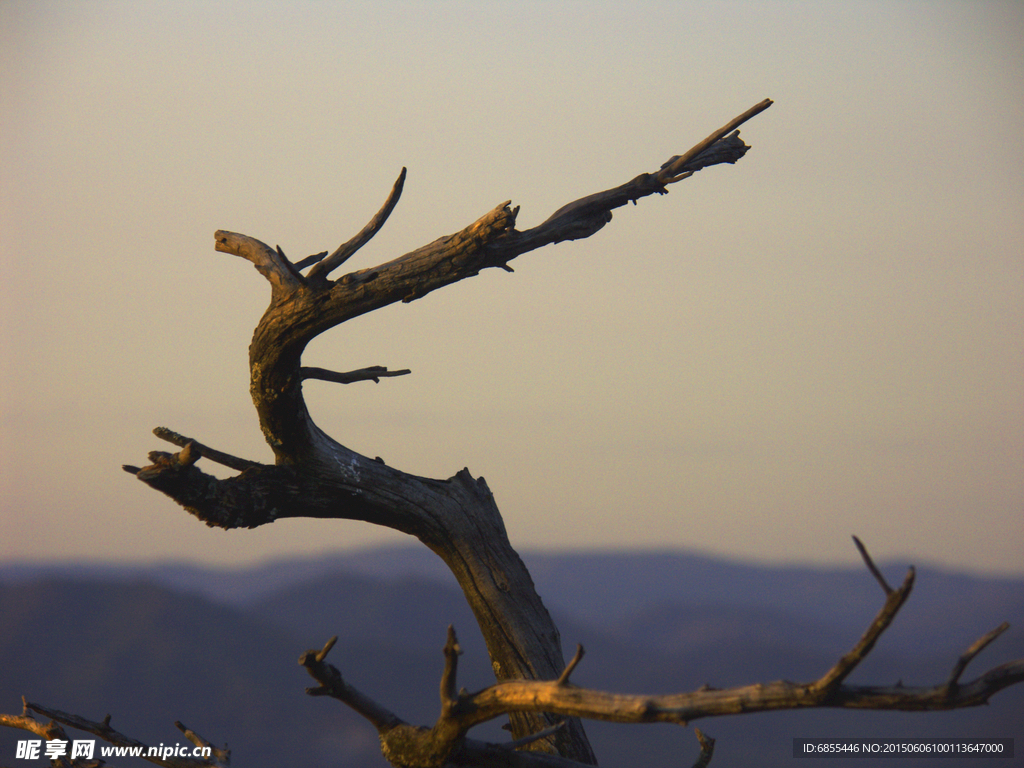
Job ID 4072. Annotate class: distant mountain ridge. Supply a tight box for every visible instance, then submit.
[3,546,1021,647]
[1,548,1021,768]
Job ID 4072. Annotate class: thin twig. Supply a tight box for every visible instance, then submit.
[24,701,224,768]
[658,98,773,182]
[316,635,338,663]
[947,623,1010,688]
[294,250,329,270]
[853,535,893,594]
[556,645,585,686]
[504,721,567,750]
[299,641,403,731]
[691,727,716,768]
[152,427,259,472]
[812,567,914,693]
[175,721,230,765]
[300,365,411,384]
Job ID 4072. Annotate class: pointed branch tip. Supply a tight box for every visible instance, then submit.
[947,622,1011,687]
[503,721,567,750]
[692,727,716,768]
[309,167,408,280]
[852,535,893,595]
[556,644,586,686]
[316,636,338,662]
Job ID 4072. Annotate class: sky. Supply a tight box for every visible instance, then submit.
[1,1,1021,576]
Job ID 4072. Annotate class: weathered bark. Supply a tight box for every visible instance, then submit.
[121,100,773,763]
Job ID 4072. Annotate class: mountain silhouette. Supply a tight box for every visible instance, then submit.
[1,548,1020,767]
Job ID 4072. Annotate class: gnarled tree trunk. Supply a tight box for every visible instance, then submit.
[114,99,1023,768]
[123,100,773,763]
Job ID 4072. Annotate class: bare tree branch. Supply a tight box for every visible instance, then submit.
[0,700,228,768]
[213,230,304,301]
[852,534,893,594]
[0,698,68,744]
[690,728,716,768]
[300,365,412,384]
[175,720,230,766]
[555,645,585,687]
[809,567,914,694]
[293,541,1021,768]
[294,249,330,270]
[308,167,408,282]
[150,426,261,471]
[504,722,567,751]
[299,636,401,731]
[121,96,1024,766]
[947,622,1011,688]
[658,98,773,180]
[299,635,597,768]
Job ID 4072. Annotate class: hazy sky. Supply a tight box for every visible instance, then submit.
[2,1,1021,575]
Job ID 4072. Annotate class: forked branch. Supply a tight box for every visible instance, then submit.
[297,541,1022,768]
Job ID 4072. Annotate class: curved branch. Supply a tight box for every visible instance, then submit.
[307,167,407,282]
[441,560,1020,731]
[238,100,774,463]
[810,566,915,693]
[691,729,716,768]
[947,622,1010,688]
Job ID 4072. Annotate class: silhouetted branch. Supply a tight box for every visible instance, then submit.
[294,249,329,270]
[556,645,585,686]
[810,566,914,694]
[300,365,412,384]
[658,98,773,181]
[852,534,893,594]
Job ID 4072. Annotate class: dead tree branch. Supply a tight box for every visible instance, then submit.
[300,365,412,384]
[0,698,228,768]
[118,96,1024,766]
[297,544,1020,768]
[307,167,407,282]
[125,100,777,763]
[119,97,1022,764]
